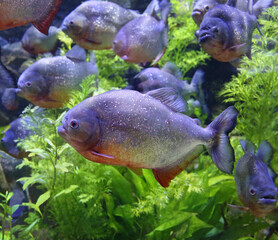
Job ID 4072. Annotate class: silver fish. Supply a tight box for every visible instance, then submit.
[16,45,98,108]
[235,140,277,217]
[58,88,238,187]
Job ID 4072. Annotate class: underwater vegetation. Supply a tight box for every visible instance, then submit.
[0,0,278,240]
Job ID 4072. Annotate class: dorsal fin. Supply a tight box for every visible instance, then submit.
[161,62,182,79]
[143,0,160,16]
[146,87,187,113]
[256,141,274,165]
[66,45,87,61]
[240,140,256,154]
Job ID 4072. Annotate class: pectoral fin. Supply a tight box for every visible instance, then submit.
[90,150,115,159]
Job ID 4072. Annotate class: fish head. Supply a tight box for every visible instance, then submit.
[199,17,229,45]
[236,153,278,217]
[198,16,230,59]
[112,30,129,59]
[58,104,101,152]
[17,70,48,101]
[60,12,88,38]
[192,0,219,26]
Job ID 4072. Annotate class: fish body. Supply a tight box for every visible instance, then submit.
[198,4,257,62]
[16,45,98,108]
[112,2,170,64]
[21,26,59,55]
[127,64,197,100]
[0,0,62,35]
[58,89,238,187]
[0,118,33,159]
[235,140,277,217]
[60,1,140,50]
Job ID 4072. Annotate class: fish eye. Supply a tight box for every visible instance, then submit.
[70,21,74,25]
[70,119,79,129]
[205,5,210,11]
[25,81,32,87]
[249,188,256,196]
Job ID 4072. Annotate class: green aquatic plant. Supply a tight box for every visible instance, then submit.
[94,49,141,93]
[220,6,278,150]
[160,0,209,77]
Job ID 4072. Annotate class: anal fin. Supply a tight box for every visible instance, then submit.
[33,0,63,35]
[153,145,204,188]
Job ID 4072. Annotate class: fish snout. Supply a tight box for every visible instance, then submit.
[57,125,68,140]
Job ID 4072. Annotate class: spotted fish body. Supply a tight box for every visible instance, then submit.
[198,4,257,62]
[60,1,140,50]
[58,89,238,187]
[235,140,277,218]
[16,45,98,108]
[0,0,62,35]
[112,14,168,64]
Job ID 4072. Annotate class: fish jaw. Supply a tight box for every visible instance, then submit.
[199,30,214,43]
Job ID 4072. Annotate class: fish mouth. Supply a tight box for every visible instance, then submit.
[199,31,213,43]
[258,195,277,205]
[192,9,203,16]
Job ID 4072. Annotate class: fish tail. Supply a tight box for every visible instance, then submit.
[206,106,238,174]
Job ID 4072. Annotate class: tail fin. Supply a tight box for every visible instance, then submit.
[206,106,238,174]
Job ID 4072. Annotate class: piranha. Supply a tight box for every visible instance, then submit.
[0,118,33,159]
[126,62,201,112]
[21,26,60,55]
[112,0,171,64]
[198,0,257,62]
[234,140,278,218]
[0,0,62,35]
[58,89,238,188]
[60,0,142,50]
[16,45,98,108]
[192,0,273,26]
